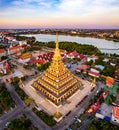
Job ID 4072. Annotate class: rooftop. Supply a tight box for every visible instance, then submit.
[8,46,22,51]
[0,49,5,53]
[113,106,119,118]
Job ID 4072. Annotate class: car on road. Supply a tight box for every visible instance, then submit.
[74,116,81,123]
[5,122,10,127]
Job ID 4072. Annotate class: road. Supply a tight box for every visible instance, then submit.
[52,81,104,130]
[0,56,105,130]
[0,77,104,130]
[0,80,51,130]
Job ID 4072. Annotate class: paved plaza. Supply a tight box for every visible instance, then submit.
[22,78,93,117]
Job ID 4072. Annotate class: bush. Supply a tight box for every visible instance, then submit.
[0,83,15,114]
[32,107,56,126]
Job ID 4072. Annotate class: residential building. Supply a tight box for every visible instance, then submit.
[0,49,6,58]
[112,106,119,124]
[66,51,78,59]
[8,46,22,55]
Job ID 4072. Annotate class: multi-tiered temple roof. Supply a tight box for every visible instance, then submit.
[31,33,82,105]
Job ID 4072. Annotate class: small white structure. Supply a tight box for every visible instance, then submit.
[19,41,27,46]
[95,113,104,119]
[87,55,98,62]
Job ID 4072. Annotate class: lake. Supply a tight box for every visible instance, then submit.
[22,34,119,55]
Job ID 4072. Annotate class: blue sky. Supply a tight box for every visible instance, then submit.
[0,0,119,29]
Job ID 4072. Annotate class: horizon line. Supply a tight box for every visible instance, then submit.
[0,28,119,30]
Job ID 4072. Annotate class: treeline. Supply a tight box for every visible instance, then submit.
[88,119,119,130]
[15,35,35,44]
[46,41,101,55]
[15,35,101,55]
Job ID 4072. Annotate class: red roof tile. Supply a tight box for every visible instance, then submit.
[113,107,119,118]
[88,71,100,77]
[0,49,5,53]
[8,46,22,51]
[68,51,78,57]
[35,59,46,64]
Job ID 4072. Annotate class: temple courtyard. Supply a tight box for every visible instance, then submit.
[22,78,92,118]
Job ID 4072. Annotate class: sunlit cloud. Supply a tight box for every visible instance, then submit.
[0,0,119,29]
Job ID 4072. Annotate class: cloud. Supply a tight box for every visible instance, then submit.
[0,0,119,28]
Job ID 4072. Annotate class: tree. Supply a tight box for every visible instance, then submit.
[8,115,32,130]
[88,124,97,130]
[1,56,8,60]
[23,64,31,69]
[12,77,20,85]
[87,60,93,66]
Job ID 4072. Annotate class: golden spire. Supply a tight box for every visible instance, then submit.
[90,77,96,87]
[53,32,61,61]
[54,108,62,119]
[56,32,59,49]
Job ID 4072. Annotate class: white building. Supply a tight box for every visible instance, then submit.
[19,41,27,46]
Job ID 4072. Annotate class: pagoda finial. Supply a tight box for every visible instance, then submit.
[56,32,59,49]
[54,107,62,121]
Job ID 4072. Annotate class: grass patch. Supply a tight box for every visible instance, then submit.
[0,83,15,114]
[32,107,56,126]
[14,85,28,101]
[25,97,34,106]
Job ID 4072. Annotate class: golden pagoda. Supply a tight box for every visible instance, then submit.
[54,108,62,121]
[90,77,96,87]
[31,32,82,105]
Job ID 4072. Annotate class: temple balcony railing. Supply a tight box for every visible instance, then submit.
[45,70,71,81]
[41,74,73,88]
[35,77,80,98]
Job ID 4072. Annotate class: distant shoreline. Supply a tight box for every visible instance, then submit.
[19,32,119,43]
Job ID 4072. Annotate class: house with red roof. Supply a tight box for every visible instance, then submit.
[77,54,86,59]
[35,58,46,64]
[88,68,100,78]
[112,106,119,123]
[60,49,67,55]
[76,65,89,73]
[0,49,6,57]
[5,36,15,44]
[66,51,79,59]
[18,52,31,64]
[5,36,13,40]
[88,70,100,78]
[28,57,46,66]
[8,46,22,55]
[30,51,64,65]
